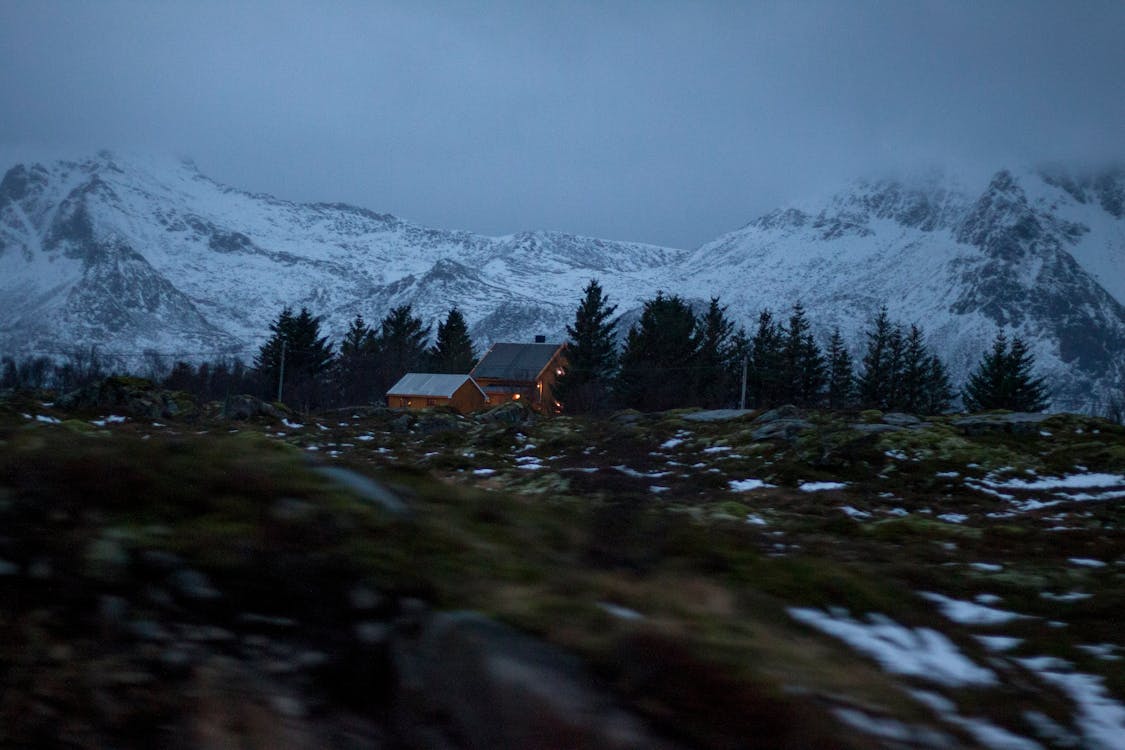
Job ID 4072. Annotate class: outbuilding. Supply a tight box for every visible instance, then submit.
[385,373,488,413]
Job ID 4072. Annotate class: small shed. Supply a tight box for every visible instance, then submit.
[386,373,488,413]
[470,341,568,412]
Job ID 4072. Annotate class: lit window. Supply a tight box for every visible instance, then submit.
[513,393,521,400]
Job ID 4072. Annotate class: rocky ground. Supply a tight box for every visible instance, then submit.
[1,378,1123,749]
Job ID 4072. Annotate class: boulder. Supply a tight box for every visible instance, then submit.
[752,405,801,424]
[392,611,679,750]
[751,418,813,441]
[223,394,283,421]
[474,401,532,426]
[953,412,1050,435]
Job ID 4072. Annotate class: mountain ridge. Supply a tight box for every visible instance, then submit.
[1,151,1122,410]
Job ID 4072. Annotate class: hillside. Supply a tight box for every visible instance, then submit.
[2,386,1123,748]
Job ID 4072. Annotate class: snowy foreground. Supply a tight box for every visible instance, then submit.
[2,391,1124,749]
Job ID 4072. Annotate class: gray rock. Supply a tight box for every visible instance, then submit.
[882,412,922,426]
[348,585,385,611]
[681,409,753,422]
[0,558,18,576]
[849,422,905,434]
[270,497,314,522]
[475,401,532,425]
[392,611,680,750]
[751,418,813,441]
[953,412,1051,435]
[170,568,220,600]
[753,405,801,424]
[223,393,283,421]
[355,621,391,646]
[312,465,408,515]
[86,535,130,583]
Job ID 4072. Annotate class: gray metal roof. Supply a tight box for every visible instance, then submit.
[386,373,480,398]
[470,342,564,381]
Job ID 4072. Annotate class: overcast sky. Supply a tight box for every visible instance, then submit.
[2,1,1123,248]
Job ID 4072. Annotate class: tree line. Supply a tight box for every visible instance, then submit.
[0,282,1057,416]
[554,279,1048,415]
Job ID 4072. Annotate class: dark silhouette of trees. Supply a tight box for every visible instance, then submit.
[825,328,855,410]
[748,310,785,407]
[963,332,1049,412]
[428,307,477,374]
[336,314,379,404]
[555,279,619,413]
[781,303,825,406]
[254,306,335,409]
[375,305,430,398]
[616,292,697,411]
[694,297,738,408]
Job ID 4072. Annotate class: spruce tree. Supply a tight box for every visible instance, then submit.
[857,306,895,409]
[555,279,619,413]
[375,305,431,398]
[749,309,785,407]
[337,314,378,404]
[825,328,855,410]
[922,354,955,414]
[899,324,930,413]
[963,332,1048,412]
[616,292,697,411]
[780,303,825,406]
[694,297,737,408]
[428,307,477,373]
[254,306,334,408]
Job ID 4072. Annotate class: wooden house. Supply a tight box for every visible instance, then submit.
[470,339,568,413]
[385,373,488,413]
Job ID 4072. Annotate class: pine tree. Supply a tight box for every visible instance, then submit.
[963,333,1049,412]
[922,354,955,414]
[694,297,737,408]
[749,309,785,407]
[337,314,378,404]
[616,292,697,411]
[780,303,825,406]
[375,305,431,397]
[428,307,477,373]
[899,324,930,413]
[825,327,855,410]
[962,332,1049,412]
[857,306,896,409]
[254,306,334,408]
[555,279,619,413]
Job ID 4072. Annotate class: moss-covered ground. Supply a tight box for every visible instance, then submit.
[2,391,1123,748]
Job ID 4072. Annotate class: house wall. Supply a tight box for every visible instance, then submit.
[450,382,488,413]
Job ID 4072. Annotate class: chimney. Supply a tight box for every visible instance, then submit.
[534,335,546,343]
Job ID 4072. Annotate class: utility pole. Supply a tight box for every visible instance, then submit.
[277,339,287,403]
[739,354,748,410]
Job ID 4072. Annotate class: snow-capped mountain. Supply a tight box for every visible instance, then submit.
[1,151,1122,410]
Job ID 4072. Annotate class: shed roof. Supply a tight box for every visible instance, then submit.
[386,373,481,398]
[470,342,565,381]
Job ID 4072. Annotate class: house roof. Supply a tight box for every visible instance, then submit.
[386,373,482,399]
[470,342,565,382]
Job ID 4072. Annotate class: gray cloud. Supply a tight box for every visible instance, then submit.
[2,0,1122,248]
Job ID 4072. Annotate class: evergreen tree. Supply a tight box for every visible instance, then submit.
[428,307,477,373]
[857,306,896,409]
[336,314,379,404]
[780,303,825,406]
[616,292,697,411]
[899,324,930,413]
[694,297,737,408]
[729,326,752,408]
[922,354,955,414]
[749,309,785,407]
[375,305,431,398]
[254,306,335,408]
[963,332,1049,412]
[555,279,619,413]
[825,327,855,410]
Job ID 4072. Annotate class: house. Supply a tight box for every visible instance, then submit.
[470,337,568,412]
[385,373,488,413]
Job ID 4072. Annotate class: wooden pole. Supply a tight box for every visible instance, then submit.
[277,339,286,403]
[739,354,748,410]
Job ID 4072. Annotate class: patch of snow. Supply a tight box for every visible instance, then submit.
[975,635,1023,652]
[1077,644,1121,661]
[282,418,303,429]
[1068,558,1106,568]
[788,608,996,687]
[831,707,952,747]
[702,445,732,454]
[1018,657,1125,749]
[975,594,1003,604]
[920,592,1031,625]
[938,513,969,524]
[936,471,961,478]
[840,506,872,519]
[1040,591,1092,602]
[971,563,1004,572]
[35,415,61,424]
[598,602,644,620]
[729,478,774,492]
[745,514,768,526]
[799,481,848,492]
[660,437,685,449]
[888,507,910,516]
[613,465,671,479]
[649,485,670,493]
[472,468,496,476]
[989,473,1125,491]
[908,690,1044,750]
[356,434,375,441]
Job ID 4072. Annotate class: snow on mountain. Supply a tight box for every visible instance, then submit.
[1,151,1122,410]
